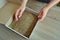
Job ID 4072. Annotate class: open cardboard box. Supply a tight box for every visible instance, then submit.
[0,1,38,39]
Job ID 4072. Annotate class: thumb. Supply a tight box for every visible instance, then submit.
[18,8,25,18]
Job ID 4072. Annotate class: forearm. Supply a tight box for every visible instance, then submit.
[21,0,28,7]
[45,0,60,9]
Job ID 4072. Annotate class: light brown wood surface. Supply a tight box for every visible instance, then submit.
[0,0,60,40]
[0,2,20,25]
[0,23,27,40]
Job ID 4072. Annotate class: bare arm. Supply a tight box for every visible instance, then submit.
[38,0,60,22]
[45,0,60,10]
[20,0,28,7]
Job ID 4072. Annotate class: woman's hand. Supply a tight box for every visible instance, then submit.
[14,0,28,21]
[38,7,49,22]
[38,0,60,22]
[14,5,26,21]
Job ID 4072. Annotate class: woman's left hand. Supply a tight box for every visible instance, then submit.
[38,7,49,22]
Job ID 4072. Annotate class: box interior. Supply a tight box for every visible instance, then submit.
[9,10,38,37]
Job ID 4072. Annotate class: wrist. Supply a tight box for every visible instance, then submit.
[43,6,49,11]
[45,5,51,10]
[19,4,26,9]
[21,0,28,6]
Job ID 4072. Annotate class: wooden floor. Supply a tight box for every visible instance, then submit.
[0,0,60,40]
[0,2,28,40]
[28,1,60,40]
[0,23,27,40]
[29,17,60,40]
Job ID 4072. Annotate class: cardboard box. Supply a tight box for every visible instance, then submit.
[0,2,38,39]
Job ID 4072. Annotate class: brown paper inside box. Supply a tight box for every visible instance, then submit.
[9,11,38,37]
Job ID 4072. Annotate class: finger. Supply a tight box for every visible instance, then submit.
[18,10,22,18]
[15,13,18,21]
[15,10,20,21]
[38,10,42,17]
[38,11,43,20]
[38,13,46,22]
[18,8,25,18]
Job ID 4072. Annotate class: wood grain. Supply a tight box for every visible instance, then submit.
[0,23,27,40]
[0,2,20,25]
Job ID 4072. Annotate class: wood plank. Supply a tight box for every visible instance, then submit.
[29,17,60,40]
[0,23,27,40]
[0,2,20,25]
